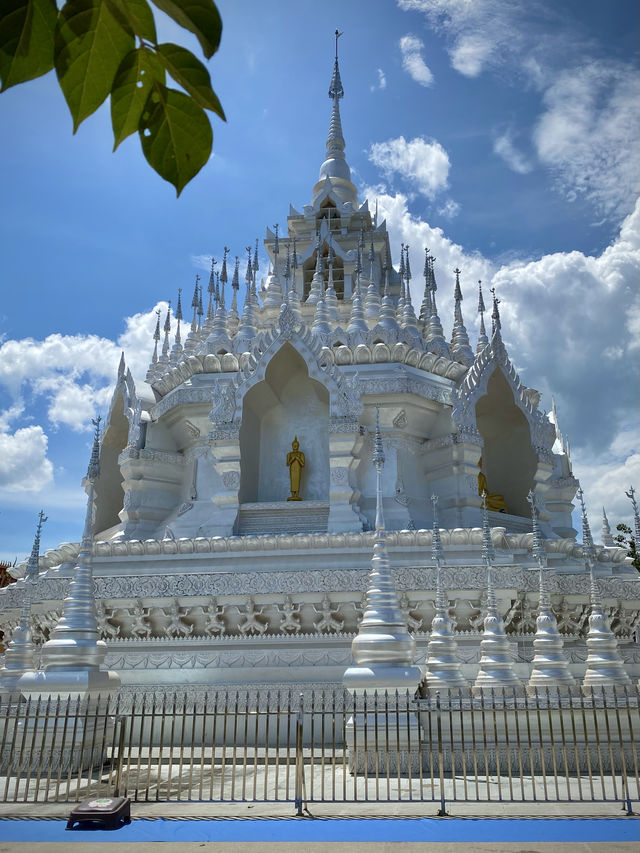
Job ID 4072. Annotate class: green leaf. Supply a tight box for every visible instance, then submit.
[139,83,212,195]
[0,0,57,92]
[104,0,156,43]
[54,0,134,132]
[149,0,221,59]
[111,46,164,149]
[156,42,224,119]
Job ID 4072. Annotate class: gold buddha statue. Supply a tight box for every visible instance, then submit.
[286,437,305,501]
[477,457,507,513]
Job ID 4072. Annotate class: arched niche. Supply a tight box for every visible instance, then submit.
[239,343,330,503]
[475,367,537,518]
[94,392,127,535]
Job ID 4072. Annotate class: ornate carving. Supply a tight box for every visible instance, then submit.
[222,471,240,490]
[393,409,408,429]
[330,467,348,484]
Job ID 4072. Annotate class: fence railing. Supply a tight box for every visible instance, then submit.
[0,686,638,813]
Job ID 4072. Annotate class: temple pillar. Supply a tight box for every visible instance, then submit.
[210,423,242,535]
[119,448,185,539]
[328,417,364,532]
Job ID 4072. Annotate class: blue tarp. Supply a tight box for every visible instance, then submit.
[0,817,638,843]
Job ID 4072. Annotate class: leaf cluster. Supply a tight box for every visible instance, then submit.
[0,0,224,194]
[614,523,640,572]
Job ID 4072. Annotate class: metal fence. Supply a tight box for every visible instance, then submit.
[0,686,638,813]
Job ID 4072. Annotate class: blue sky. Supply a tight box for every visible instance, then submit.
[0,0,638,559]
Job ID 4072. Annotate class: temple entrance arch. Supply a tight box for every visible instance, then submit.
[239,343,330,503]
[475,367,537,518]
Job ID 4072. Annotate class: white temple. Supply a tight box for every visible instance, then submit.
[2,39,639,700]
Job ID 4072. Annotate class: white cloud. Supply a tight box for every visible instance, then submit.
[371,68,387,92]
[449,33,494,78]
[398,0,525,80]
[533,63,640,219]
[0,304,165,436]
[399,34,433,87]
[398,2,640,222]
[438,198,460,219]
[0,406,53,494]
[493,131,533,175]
[368,136,450,199]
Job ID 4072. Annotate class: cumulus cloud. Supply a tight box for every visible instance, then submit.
[0,406,53,493]
[533,63,640,219]
[368,136,450,199]
[399,34,433,86]
[0,304,164,445]
[493,131,533,175]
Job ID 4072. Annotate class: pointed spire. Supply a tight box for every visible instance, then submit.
[423,495,468,694]
[273,223,280,277]
[207,269,230,343]
[364,238,381,320]
[476,280,489,354]
[424,255,450,358]
[157,300,171,370]
[526,490,576,694]
[601,507,614,547]
[490,286,501,338]
[290,236,299,301]
[146,309,162,380]
[0,510,47,695]
[196,282,204,333]
[577,489,631,692]
[236,248,258,348]
[473,493,523,694]
[206,257,216,323]
[20,418,120,700]
[344,407,421,693]
[396,243,406,322]
[324,235,339,320]
[419,247,433,327]
[318,29,356,204]
[228,256,240,333]
[450,267,474,365]
[378,245,399,333]
[400,245,420,336]
[347,242,368,335]
[170,288,184,362]
[307,233,325,304]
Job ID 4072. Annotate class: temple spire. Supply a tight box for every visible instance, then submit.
[315,31,357,207]
[476,280,489,354]
[526,490,575,694]
[146,309,161,380]
[450,267,474,365]
[170,287,183,362]
[424,255,450,358]
[378,245,398,333]
[419,247,433,328]
[206,257,216,324]
[490,286,501,338]
[473,492,523,694]
[577,489,631,692]
[423,495,468,693]
[19,418,120,701]
[324,235,339,320]
[0,510,47,695]
[343,407,421,694]
[228,256,240,333]
[601,507,614,547]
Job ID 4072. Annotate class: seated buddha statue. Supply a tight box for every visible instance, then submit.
[477,457,507,513]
